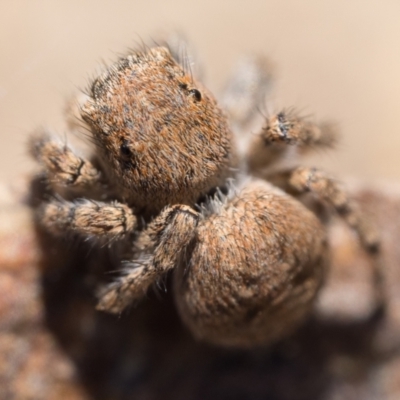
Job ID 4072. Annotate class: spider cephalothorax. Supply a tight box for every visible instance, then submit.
[80,47,234,214]
[30,43,382,348]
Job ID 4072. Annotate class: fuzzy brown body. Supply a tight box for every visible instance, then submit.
[174,180,327,347]
[29,43,380,349]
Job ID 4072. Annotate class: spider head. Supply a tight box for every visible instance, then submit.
[81,47,233,210]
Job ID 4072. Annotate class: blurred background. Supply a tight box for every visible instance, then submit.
[1,0,399,182]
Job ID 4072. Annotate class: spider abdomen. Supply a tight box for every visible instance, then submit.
[174,180,328,347]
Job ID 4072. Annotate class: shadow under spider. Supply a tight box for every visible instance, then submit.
[29,177,385,400]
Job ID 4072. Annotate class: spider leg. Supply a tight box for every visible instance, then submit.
[97,204,199,314]
[246,110,337,172]
[39,200,137,240]
[260,110,337,148]
[287,166,385,312]
[288,167,378,251]
[29,129,103,190]
[220,55,274,132]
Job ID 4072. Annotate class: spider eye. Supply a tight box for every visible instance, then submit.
[189,89,202,102]
[120,141,132,157]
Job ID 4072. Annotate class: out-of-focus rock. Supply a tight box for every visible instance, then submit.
[0,179,87,400]
[1,178,400,399]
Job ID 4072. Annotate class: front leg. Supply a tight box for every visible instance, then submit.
[221,55,274,131]
[97,205,199,314]
[39,200,137,240]
[29,129,103,190]
[246,111,337,173]
[259,111,337,149]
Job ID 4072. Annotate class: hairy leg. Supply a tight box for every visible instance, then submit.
[97,204,199,314]
[221,55,274,132]
[287,166,384,311]
[288,167,378,251]
[260,110,337,148]
[246,110,337,172]
[39,200,137,240]
[29,130,102,190]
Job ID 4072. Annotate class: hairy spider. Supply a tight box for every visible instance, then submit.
[29,44,382,348]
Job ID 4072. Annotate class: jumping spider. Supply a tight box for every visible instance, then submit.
[29,44,382,348]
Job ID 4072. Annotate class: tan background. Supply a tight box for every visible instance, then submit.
[1,0,399,182]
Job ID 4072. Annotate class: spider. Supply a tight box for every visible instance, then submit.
[29,44,382,348]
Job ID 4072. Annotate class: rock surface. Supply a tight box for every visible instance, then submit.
[1,178,400,399]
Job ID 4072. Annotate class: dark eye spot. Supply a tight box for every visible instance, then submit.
[119,140,137,169]
[120,141,132,157]
[189,89,202,102]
